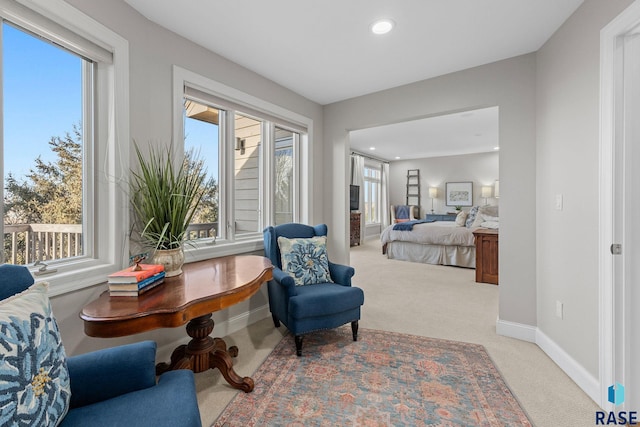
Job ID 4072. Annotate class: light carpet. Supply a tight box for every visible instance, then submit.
[214,326,531,426]
[195,238,600,426]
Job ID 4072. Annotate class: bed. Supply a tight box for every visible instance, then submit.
[380,205,499,268]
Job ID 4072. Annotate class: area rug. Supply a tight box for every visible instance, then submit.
[214,327,532,426]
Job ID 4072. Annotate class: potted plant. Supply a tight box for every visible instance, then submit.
[130,143,207,276]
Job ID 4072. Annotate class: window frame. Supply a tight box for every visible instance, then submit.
[363,162,382,225]
[172,65,311,262]
[0,0,129,296]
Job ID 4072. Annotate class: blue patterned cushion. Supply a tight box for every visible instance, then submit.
[0,282,70,426]
[465,206,480,228]
[278,236,334,286]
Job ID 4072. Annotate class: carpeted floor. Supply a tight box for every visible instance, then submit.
[196,237,600,426]
[214,327,532,426]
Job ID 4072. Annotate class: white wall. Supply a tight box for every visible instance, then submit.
[535,0,634,380]
[325,54,537,328]
[51,0,323,359]
[389,152,499,217]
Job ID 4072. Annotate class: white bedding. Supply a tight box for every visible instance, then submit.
[380,221,475,247]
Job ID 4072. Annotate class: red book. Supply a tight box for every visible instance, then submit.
[107,264,165,284]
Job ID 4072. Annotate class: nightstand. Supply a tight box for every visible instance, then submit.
[473,228,499,285]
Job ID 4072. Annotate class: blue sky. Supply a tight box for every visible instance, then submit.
[3,22,219,184]
[3,22,82,180]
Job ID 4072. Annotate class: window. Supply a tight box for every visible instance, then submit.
[176,66,309,257]
[274,127,297,225]
[183,99,221,240]
[2,22,88,265]
[363,165,381,224]
[0,0,129,295]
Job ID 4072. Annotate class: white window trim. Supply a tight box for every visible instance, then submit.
[172,65,312,262]
[363,163,382,225]
[6,0,130,296]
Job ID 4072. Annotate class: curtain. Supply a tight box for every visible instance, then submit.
[350,154,365,242]
[381,162,390,227]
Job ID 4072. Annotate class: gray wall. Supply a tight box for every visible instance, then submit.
[54,0,324,358]
[325,54,537,327]
[535,0,634,378]
[46,0,636,392]
[389,152,499,217]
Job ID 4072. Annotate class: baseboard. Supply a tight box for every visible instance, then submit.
[496,317,600,406]
[495,317,537,342]
[212,303,271,337]
[536,328,600,405]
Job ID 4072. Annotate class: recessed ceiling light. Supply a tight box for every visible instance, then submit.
[369,147,376,150]
[395,156,401,159]
[493,146,500,150]
[370,19,395,35]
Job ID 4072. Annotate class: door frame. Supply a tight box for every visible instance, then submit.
[599,0,640,411]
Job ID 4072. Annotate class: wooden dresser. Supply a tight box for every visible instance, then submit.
[350,212,361,246]
[473,228,498,285]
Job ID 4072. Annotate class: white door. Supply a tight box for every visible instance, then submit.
[620,30,640,411]
[601,2,640,411]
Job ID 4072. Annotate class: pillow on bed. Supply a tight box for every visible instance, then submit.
[455,211,468,226]
[481,220,499,229]
[465,206,479,228]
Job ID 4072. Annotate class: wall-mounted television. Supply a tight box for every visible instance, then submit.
[349,185,360,211]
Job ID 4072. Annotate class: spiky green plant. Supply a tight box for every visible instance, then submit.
[131,143,206,250]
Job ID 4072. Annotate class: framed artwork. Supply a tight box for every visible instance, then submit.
[446,182,473,207]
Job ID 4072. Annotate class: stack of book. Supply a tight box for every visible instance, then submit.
[107,264,165,297]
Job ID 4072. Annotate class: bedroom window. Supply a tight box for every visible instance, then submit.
[0,0,129,295]
[363,165,381,224]
[179,72,307,256]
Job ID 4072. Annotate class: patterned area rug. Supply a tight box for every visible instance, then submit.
[214,327,531,426]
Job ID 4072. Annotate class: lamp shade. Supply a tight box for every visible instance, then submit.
[494,180,499,198]
[428,187,438,198]
[481,186,492,198]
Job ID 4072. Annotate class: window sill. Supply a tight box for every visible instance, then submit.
[184,237,265,263]
[34,258,120,297]
[39,238,266,297]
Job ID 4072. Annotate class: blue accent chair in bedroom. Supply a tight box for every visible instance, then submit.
[263,223,365,356]
[0,264,202,427]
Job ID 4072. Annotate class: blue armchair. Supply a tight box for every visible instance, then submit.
[0,265,202,427]
[263,223,364,356]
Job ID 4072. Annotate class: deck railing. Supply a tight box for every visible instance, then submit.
[3,222,219,265]
[3,223,83,265]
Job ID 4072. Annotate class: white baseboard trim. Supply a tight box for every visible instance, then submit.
[536,328,600,405]
[496,318,600,406]
[495,318,537,342]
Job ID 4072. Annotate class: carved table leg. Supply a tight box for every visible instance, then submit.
[156,313,254,392]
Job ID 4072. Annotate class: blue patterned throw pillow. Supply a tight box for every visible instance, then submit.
[465,206,480,228]
[278,236,334,286]
[0,282,71,426]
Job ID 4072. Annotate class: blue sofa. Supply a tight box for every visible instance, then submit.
[0,264,202,427]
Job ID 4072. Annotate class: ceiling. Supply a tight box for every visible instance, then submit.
[124,0,583,160]
[350,106,499,161]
